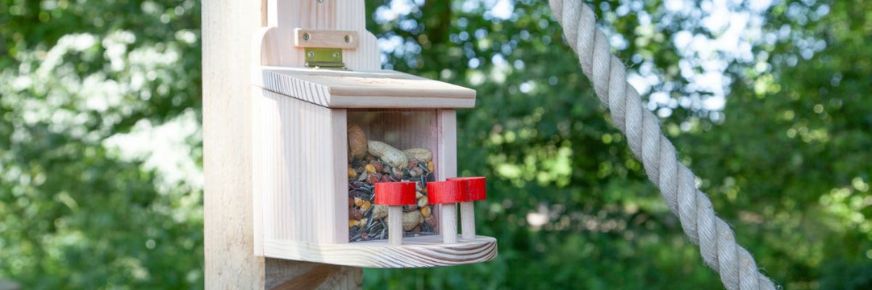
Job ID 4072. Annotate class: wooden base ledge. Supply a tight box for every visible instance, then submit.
[263,236,498,268]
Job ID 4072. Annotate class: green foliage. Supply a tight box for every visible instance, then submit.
[0,0,202,289]
[363,0,872,289]
[1,0,870,289]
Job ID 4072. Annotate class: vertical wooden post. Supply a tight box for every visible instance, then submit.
[388,207,403,245]
[460,202,476,239]
[203,0,362,288]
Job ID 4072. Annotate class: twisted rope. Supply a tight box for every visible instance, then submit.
[548,1,777,289]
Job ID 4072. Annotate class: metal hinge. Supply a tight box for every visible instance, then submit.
[296,29,357,70]
[304,47,345,69]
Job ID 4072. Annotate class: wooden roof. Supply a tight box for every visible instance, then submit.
[252,67,476,108]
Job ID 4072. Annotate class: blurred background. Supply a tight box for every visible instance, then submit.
[1,0,870,289]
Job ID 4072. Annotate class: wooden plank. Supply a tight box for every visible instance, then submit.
[294,29,359,49]
[203,0,267,287]
[331,109,350,243]
[263,0,379,70]
[440,204,458,243]
[436,110,457,182]
[437,110,458,243]
[262,236,498,268]
[204,0,360,288]
[252,67,477,108]
[460,202,476,239]
[253,89,348,244]
[334,1,380,70]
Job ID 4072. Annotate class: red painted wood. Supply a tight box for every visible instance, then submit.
[448,177,487,201]
[374,182,416,205]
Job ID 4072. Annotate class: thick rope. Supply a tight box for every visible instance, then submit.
[548,1,777,289]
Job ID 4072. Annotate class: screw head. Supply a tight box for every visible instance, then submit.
[303,33,310,41]
[306,51,315,58]
[344,35,351,43]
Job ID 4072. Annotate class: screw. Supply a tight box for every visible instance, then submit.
[344,35,351,43]
[332,52,340,58]
[303,33,310,41]
[307,51,315,58]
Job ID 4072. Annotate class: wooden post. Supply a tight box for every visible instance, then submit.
[460,202,476,239]
[203,0,362,288]
[388,207,403,245]
[441,204,458,243]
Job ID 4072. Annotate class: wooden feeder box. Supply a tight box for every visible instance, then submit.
[249,0,497,268]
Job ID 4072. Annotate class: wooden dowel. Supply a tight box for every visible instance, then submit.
[388,206,403,245]
[460,202,476,239]
[441,204,457,243]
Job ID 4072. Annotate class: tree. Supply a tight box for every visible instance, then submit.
[1,0,869,289]
[0,0,203,289]
[364,0,871,289]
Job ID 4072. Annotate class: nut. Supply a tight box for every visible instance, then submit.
[371,205,388,220]
[368,141,408,169]
[359,200,372,212]
[402,210,423,231]
[403,148,433,161]
[364,164,376,174]
[367,173,381,184]
[350,208,364,220]
[421,206,431,218]
[347,125,368,159]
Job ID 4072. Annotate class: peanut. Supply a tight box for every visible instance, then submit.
[402,210,423,231]
[347,125,368,159]
[371,205,388,220]
[368,141,408,169]
[403,148,433,162]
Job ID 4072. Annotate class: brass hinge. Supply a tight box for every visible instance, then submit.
[304,47,345,69]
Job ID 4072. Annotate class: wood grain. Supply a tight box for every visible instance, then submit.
[263,236,498,268]
[246,0,495,275]
[252,88,348,244]
[205,0,360,288]
[460,202,476,239]
[203,0,269,287]
[388,207,403,245]
[440,203,458,243]
[437,110,458,242]
[253,67,476,108]
[263,0,379,70]
[294,29,359,49]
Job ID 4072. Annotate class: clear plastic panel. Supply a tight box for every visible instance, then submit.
[347,110,439,242]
